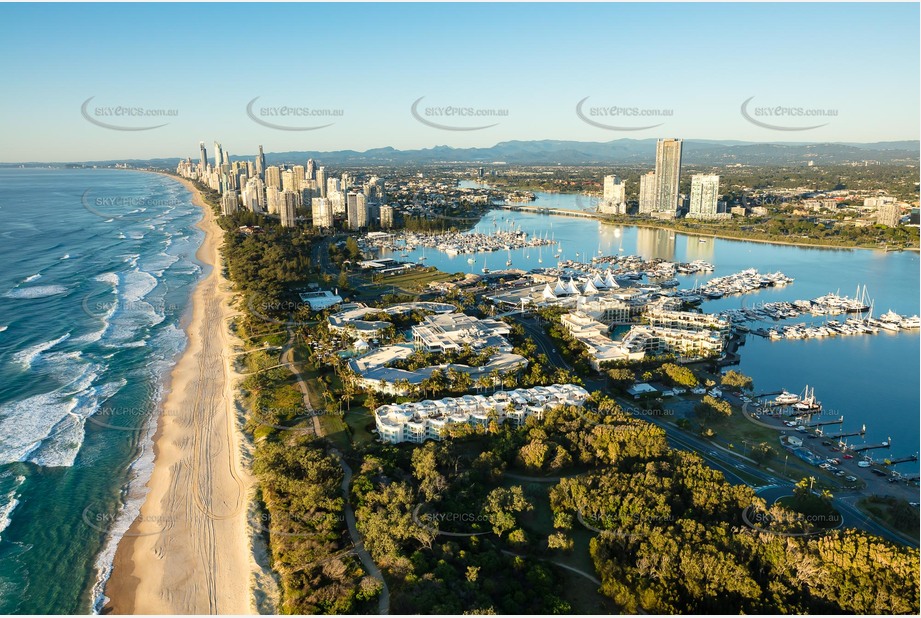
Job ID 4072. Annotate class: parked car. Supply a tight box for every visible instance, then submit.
[835,470,847,477]
[845,476,858,482]
[842,454,854,460]
[857,461,872,468]
[871,469,888,477]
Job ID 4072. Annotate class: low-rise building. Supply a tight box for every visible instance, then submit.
[412,312,512,354]
[298,290,343,311]
[374,384,590,444]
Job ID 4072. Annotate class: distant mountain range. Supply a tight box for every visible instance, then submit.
[12,139,920,168]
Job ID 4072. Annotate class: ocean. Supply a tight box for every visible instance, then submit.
[0,168,203,613]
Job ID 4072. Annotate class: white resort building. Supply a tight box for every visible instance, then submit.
[561,308,730,368]
[334,303,528,395]
[374,384,590,444]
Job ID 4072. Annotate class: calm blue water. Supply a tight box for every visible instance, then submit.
[390,186,921,472]
[0,169,203,613]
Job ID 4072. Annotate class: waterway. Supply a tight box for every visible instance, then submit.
[380,183,920,472]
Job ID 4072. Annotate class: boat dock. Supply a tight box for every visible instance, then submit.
[883,454,919,467]
[823,426,867,440]
[805,416,844,429]
[849,439,892,453]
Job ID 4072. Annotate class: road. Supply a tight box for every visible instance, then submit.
[512,314,917,548]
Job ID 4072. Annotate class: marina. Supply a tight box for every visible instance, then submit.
[749,385,918,479]
[371,187,918,474]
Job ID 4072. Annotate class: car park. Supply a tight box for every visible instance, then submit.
[819,463,832,470]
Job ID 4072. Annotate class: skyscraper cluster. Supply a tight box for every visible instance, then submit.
[600,139,721,219]
[176,142,391,231]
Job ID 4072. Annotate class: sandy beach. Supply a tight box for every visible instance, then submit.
[104,176,254,614]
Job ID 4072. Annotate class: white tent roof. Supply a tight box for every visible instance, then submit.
[583,279,599,295]
[542,283,557,300]
[604,272,620,288]
[554,278,571,295]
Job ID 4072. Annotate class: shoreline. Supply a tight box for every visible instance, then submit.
[103,174,255,614]
[596,217,921,253]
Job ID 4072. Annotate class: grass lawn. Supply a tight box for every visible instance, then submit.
[362,267,461,295]
[343,406,376,448]
[317,411,350,451]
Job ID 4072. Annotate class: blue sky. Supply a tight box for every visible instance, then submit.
[0,2,918,162]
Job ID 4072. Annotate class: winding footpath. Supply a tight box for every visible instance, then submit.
[278,328,390,613]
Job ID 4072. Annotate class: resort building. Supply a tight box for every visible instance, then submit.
[644,308,730,337]
[412,312,513,354]
[298,290,343,311]
[561,307,730,368]
[374,384,590,444]
[560,312,627,369]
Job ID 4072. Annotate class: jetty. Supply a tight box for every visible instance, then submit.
[824,425,867,440]
[849,439,892,453]
[883,454,919,467]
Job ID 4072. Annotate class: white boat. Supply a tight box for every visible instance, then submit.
[879,309,901,323]
[900,315,920,329]
[774,391,800,405]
